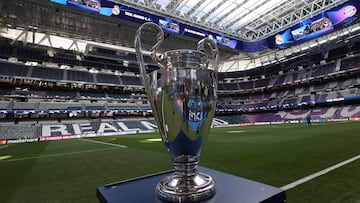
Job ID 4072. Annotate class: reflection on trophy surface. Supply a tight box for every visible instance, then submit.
[135,22,220,202]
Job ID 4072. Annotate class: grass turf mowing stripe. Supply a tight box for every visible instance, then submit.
[281,154,360,190]
[0,147,120,163]
[80,138,127,148]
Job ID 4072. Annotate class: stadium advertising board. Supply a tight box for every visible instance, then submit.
[50,0,360,52]
[6,138,39,144]
[1,109,149,115]
[50,0,238,49]
[271,2,360,49]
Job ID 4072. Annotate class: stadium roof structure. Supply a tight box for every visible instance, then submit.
[1,0,360,72]
[113,0,349,41]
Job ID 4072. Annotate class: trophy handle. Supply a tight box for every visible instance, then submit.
[135,22,164,92]
[197,38,220,71]
[197,38,219,98]
[135,23,168,145]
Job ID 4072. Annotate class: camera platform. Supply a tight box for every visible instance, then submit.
[97,166,286,203]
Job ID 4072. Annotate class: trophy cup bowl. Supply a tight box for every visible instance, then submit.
[135,22,219,202]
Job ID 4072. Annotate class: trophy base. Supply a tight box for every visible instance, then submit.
[97,166,287,203]
[156,172,215,202]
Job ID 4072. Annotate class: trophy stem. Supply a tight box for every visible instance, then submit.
[173,162,198,176]
[156,158,215,202]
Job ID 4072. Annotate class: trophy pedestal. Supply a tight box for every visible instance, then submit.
[156,171,216,202]
[97,166,286,203]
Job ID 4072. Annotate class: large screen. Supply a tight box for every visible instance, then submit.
[272,2,359,49]
[51,0,359,52]
[50,0,239,49]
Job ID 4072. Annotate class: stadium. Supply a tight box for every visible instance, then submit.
[0,0,360,202]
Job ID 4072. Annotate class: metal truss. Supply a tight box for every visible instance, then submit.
[115,0,350,41]
[1,29,82,51]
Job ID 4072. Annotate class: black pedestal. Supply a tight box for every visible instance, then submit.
[97,166,286,203]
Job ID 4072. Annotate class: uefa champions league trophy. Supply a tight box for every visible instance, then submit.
[135,22,219,202]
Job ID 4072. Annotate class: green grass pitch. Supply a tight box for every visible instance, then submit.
[0,122,359,203]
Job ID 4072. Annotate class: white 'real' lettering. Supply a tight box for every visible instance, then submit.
[98,123,119,134]
[117,122,140,131]
[42,125,69,137]
[79,123,95,134]
[140,121,158,130]
[72,124,82,135]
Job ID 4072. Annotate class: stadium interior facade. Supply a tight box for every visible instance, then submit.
[0,0,360,142]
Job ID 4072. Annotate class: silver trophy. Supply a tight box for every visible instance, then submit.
[135,22,219,202]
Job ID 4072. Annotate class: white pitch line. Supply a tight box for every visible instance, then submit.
[0,147,120,163]
[281,154,360,190]
[80,138,127,148]
[0,145,8,150]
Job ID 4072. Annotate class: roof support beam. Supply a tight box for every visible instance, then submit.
[166,0,188,14]
[185,0,206,16]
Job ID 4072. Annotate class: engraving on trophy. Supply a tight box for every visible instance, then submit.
[135,22,220,202]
